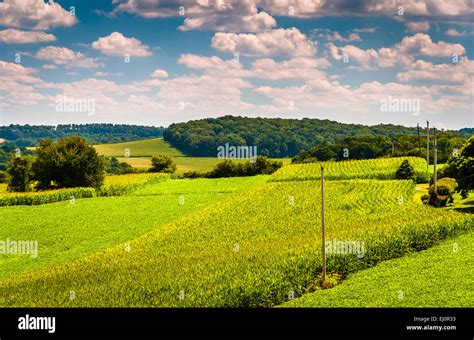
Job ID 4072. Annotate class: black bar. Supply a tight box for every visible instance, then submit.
[0,308,472,339]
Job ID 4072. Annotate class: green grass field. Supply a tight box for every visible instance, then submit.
[0,176,268,281]
[282,231,474,307]
[0,154,472,308]
[1,177,471,307]
[94,138,184,158]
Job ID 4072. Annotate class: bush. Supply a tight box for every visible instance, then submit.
[395,159,415,180]
[207,156,283,178]
[182,171,207,179]
[32,136,104,189]
[420,194,430,204]
[425,177,458,207]
[6,156,33,192]
[103,156,139,175]
[0,170,6,183]
[149,154,177,173]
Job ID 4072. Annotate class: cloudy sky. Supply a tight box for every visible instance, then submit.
[0,0,473,129]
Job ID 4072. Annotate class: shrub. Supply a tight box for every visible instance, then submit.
[421,194,430,204]
[207,156,283,178]
[182,171,207,179]
[149,154,177,173]
[103,156,138,175]
[0,170,6,183]
[426,177,458,207]
[395,159,415,180]
[6,156,33,192]
[32,136,104,189]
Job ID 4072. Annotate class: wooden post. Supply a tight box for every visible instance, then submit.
[321,165,326,285]
[417,123,421,155]
[426,121,430,173]
[434,127,437,193]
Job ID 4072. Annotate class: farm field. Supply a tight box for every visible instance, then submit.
[0,175,269,281]
[116,156,249,172]
[94,137,291,172]
[273,157,428,181]
[0,176,471,307]
[282,231,474,307]
[94,138,184,158]
[116,156,292,172]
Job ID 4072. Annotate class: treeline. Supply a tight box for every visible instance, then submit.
[163,115,470,158]
[0,124,164,147]
[292,133,467,164]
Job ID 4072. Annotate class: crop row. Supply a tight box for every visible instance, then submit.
[272,157,429,182]
[1,179,471,307]
[0,173,169,206]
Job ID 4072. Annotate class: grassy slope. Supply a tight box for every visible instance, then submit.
[0,176,268,281]
[94,138,184,157]
[95,138,291,172]
[282,231,474,307]
[0,179,471,307]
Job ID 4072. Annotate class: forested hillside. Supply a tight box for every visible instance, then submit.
[0,124,164,147]
[163,116,469,158]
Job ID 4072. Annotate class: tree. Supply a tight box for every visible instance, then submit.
[207,156,282,178]
[395,160,415,180]
[103,156,137,175]
[439,135,473,198]
[207,159,238,178]
[7,155,33,192]
[308,142,337,161]
[149,154,177,173]
[32,136,104,189]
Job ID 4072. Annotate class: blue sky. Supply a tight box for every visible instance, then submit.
[0,0,473,129]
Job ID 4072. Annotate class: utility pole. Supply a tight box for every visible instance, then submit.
[434,127,437,192]
[417,123,421,155]
[426,121,430,173]
[321,165,326,285]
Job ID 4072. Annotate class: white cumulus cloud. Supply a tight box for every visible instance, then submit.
[92,32,152,57]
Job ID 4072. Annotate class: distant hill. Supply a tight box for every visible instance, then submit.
[164,115,472,157]
[0,124,164,147]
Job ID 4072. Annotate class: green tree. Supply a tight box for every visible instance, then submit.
[395,160,415,180]
[7,155,33,192]
[32,136,104,189]
[103,156,137,175]
[439,135,474,198]
[149,154,177,173]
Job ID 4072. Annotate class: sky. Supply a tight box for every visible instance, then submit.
[0,0,473,129]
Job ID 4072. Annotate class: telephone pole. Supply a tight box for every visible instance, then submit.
[426,121,430,173]
[417,123,421,155]
[321,165,326,285]
[434,127,438,192]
